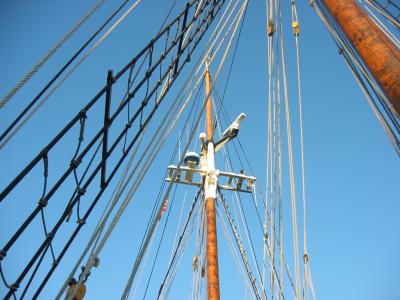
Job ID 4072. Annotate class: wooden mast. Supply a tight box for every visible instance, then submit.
[322,0,400,116]
[204,62,220,300]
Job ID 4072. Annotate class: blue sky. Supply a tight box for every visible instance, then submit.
[0,0,399,299]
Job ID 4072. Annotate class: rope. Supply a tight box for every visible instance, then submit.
[290,2,312,300]
[3,2,223,297]
[122,3,249,296]
[0,0,133,147]
[157,188,203,299]
[278,2,301,297]
[363,3,400,48]
[365,0,400,29]
[218,189,263,300]
[311,0,400,156]
[0,0,144,150]
[0,0,107,109]
[216,205,251,295]
[55,130,147,299]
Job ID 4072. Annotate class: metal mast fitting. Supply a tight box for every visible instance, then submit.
[322,0,400,116]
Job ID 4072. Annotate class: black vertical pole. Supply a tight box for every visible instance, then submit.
[174,3,190,76]
[101,70,113,188]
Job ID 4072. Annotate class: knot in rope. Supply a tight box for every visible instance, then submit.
[70,158,82,169]
[77,187,86,196]
[38,197,48,208]
[0,250,6,260]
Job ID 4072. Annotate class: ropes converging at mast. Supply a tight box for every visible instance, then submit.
[310,0,400,156]
[1,0,399,299]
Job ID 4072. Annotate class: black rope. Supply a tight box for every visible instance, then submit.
[0,0,133,145]
[38,153,58,267]
[42,2,225,296]
[19,243,51,300]
[2,1,227,297]
[0,0,202,203]
[0,261,12,290]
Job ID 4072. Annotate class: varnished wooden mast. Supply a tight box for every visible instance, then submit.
[322,0,400,116]
[204,63,220,300]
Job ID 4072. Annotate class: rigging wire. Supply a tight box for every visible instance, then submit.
[133,70,206,299]
[55,132,146,299]
[2,1,223,298]
[0,0,107,110]
[157,188,203,299]
[141,184,179,299]
[364,0,400,30]
[311,0,400,156]
[0,0,133,145]
[218,189,263,300]
[67,50,206,300]
[212,96,273,299]
[278,1,301,297]
[0,0,144,150]
[216,205,253,297]
[211,33,297,300]
[2,1,222,298]
[290,1,314,299]
[213,96,290,300]
[122,2,250,296]
[362,2,400,48]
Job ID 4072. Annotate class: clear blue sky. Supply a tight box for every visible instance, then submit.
[0,0,399,299]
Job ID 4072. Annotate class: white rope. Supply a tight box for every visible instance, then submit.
[216,206,255,298]
[212,79,267,298]
[169,190,188,264]
[278,1,301,299]
[161,201,200,299]
[311,1,400,155]
[362,2,400,48]
[122,2,249,296]
[191,199,205,300]
[290,2,313,300]
[0,0,144,150]
[0,0,107,109]
[363,0,400,30]
[128,224,159,299]
[65,1,248,298]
